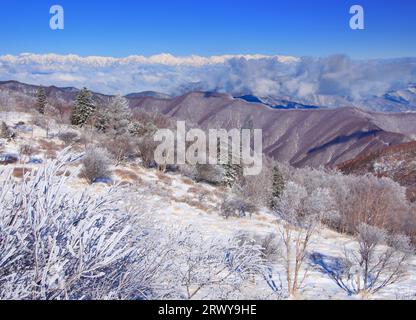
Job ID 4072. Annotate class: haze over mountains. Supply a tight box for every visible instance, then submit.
[1,53,416,112]
[2,80,416,169]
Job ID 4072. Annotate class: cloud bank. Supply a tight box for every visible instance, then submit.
[0,53,415,106]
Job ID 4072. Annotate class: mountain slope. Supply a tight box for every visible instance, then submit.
[339,141,416,201]
[129,91,416,167]
[2,81,416,168]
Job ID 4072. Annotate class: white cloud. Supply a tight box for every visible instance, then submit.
[0,53,415,107]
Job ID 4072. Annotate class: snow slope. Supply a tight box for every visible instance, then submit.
[1,111,416,300]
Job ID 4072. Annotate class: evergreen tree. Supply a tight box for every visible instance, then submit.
[128,121,157,138]
[271,164,285,209]
[35,87,47,114]
[219,138,243,188]
[70,88,95,127]
[107,95,131,137]
[94,96,131,136]
[0,121,14,140]
[94,104,111,133]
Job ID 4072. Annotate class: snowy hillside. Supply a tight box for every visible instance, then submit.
[1,108,416,300]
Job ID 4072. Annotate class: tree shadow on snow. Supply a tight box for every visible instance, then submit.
[309,252,356,295]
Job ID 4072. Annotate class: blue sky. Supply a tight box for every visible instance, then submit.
[0,0,415,58]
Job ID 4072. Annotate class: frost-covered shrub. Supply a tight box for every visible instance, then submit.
[220,197,257,219]
[0,153,148,300]
[137,137,159,168]
[236,232,280,263]
[58,130,79,145]
[1,151,270,300]
[195,163,224,185]
[100,134,136,165]
[80,147,112,184]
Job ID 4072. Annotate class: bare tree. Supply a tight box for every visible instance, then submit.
[342,224,413,295]
[275,181,337,296]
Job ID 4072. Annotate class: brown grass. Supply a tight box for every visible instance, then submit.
[114,169,141,183]
[56,170,71,177]
[156,171,172,185]
[181,177,195,186]
[173,196,210,212]
[37,139,62,159]
[187,186,204,194]
[12,167,32,178]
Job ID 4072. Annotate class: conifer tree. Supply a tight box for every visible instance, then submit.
[94,96,131,136]
[0,121,14,140]
[107,95,131,137]
[70,88,95,127]
[271,164,285,209]
[219,138,243,188]
[94,104,111,133]
[35,87,47,114]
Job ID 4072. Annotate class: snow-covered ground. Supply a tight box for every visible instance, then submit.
[125,168,416,300]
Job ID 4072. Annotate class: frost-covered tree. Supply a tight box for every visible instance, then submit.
[70,88,95,127]
[35,87,47,114]
[164,228,265,299]
[223,162,243,188]
[129,121,158,138]
[58,130,79,145]
[195,163,224,185]
[94,103,111,133]
[284,166,413,237]
[343,224,413,295]
[95,96,132,137]
[275,181,338,296]
[313,223,414,296]
[92,96,136,164]
[217,138,243,188]
[107,95,131,137]
[0,121,14,140]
